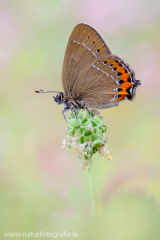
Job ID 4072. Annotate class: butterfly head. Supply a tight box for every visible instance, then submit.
[54,92,65,105]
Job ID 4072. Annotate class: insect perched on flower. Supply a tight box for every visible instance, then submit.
[35,23,141,121]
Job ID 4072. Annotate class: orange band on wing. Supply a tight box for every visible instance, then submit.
[113,95,127,102]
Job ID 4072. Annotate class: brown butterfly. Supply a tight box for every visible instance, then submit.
[35,23,141,121]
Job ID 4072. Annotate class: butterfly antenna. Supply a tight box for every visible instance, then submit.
[34,89,60,94]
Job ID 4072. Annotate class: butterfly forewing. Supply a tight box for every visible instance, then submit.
[61,23,112,97]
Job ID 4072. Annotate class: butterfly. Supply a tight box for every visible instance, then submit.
[35,23,141,121]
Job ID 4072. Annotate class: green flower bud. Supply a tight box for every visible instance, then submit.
[67,129,75,137]
[62,109,112,169]
[69,119,81,127]
[67,143,72,149]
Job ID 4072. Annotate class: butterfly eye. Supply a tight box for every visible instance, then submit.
[58,94,62,101]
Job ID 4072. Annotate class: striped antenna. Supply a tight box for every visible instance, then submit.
[34,89,60,94]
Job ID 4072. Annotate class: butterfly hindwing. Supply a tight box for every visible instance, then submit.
[71,55,136,108]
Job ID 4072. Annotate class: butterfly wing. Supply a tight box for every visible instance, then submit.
[61,23,112,97]
[72,55,138,108]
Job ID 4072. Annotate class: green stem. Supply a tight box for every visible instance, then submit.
[88,157,96,219]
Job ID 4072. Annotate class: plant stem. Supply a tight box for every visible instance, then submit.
[88,157,96,219]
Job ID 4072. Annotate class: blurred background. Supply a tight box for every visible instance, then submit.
[0,0,160,239]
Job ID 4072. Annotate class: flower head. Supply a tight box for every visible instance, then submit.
[63,109,112,169]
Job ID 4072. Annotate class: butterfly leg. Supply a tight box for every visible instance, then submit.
[65,111,70,119]
[70,105,78,118]
[81,101,92,116]
[62,107,70,122]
